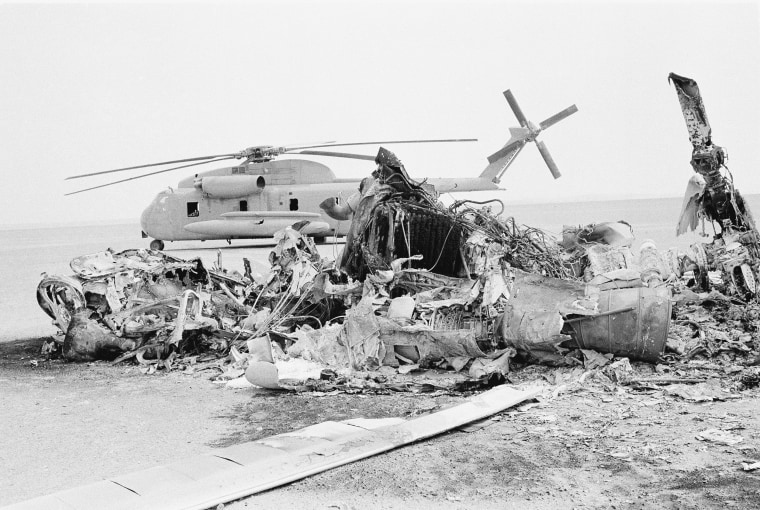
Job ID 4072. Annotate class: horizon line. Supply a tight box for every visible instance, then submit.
[0,192,704,230]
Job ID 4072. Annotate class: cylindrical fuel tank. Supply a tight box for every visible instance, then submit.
[570,286,671,362]
[198,175,264,198]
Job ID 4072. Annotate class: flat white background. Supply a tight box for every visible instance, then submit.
[1,0,758,226]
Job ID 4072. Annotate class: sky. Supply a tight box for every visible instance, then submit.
[0,0,758,226]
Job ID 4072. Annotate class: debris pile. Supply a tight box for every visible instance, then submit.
[34,73,760,396]
[37,249,249,365]
[36,143,760,394]
[31,149,667,391]
[669,72,760,300]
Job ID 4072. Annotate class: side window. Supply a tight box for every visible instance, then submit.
[239,200,248,212]
[289,198,298,211]
[187,202,199,217]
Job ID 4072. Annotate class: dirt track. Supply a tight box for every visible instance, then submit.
[3,338,760,509]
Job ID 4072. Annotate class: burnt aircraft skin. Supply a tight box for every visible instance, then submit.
[669,73,757,234]
[670,72,760,298]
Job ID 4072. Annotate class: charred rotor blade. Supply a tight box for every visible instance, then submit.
[296,150,376,161]
[503,90,528,127]
[65,156,237,196]
[539,105,578,131]
[487,138,525,164]
[65,153,239,180]
[535,141,561,179]
[669,72,712,150]
[288,139,477,151]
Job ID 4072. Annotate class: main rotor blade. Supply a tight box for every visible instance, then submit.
[283,140,336,149]
[66,153,239,180]
[503,90,528,127]
[288,138,477,151]
[539,105,578,131]
[65,156,237,196]
[487,138,526,164]
[535,141,561,179]
[296,150,376,161]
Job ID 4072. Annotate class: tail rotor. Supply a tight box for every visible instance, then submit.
[483,89,577,183]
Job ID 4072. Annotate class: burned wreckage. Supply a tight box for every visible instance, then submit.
[35,148,669,385]
[35,76,760,389]
[669,73,760,299]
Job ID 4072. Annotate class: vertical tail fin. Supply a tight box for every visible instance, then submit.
[479,143,524,183]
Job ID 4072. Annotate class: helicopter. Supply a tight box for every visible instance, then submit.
[65,89,577,250]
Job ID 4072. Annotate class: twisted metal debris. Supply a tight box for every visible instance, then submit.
[33,74,760,389]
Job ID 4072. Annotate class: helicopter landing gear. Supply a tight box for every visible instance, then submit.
[150,239,165,251]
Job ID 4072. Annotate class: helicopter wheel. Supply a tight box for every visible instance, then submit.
[150,239,165,251]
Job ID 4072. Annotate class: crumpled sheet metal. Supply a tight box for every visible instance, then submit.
[509,268,599,317]
[37,249,230,362]
[496,269,597,361]
[36,274,86,333]
[583,244,636,281]
[341,297,385,369]
[677,174,707,236]
[72,251,190,278]
[496,266,670,363]
[377,319,489,362]
[346,263,517,372]
[587,268,643,291]
[268,226,320,275]
[279,248,610,378]
[287,323,348,367]
[332,294,487,370]
[395,269,476,301]
[286,290,500,375]
[499,305,567,356]
[561,221,635,250]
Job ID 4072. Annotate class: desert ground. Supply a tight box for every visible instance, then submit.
[3,334,760,509]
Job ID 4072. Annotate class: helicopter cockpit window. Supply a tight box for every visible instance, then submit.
[239,200,248,212]
[290,198,298,211]
[187,202,199,217]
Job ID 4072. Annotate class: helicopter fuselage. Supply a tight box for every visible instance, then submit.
[139,158,500,248]
[67,87,577,251]
[140,159,358,243]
